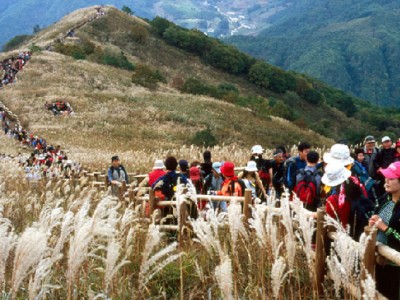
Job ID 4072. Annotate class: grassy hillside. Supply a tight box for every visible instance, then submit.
[2,6,399,167]
[227,0,400,107]
[0,7,337,167]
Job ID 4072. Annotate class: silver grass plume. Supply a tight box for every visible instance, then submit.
[271,255,291,299]
[214,255,234,300]
[228,200,248,247]
[11,226,47,296]
[0,218,16,290]
[361,273,376,300]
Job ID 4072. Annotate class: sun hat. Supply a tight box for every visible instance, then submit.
[321,163,351,187]
[323,144,354,166]
[380,162,400,179]
[245,161,258,172]
[189,166,201,181]
[221,161,235,177]
[153,160,165,170]
[382,136,391,143]
[251,145,264,155]
[364,135,375,143]
[212,161,222,174]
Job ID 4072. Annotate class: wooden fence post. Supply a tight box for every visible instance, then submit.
[179,201,190,247]
[314,207,328,297]
[149,189,155,218]
[243,189,252,224]
[362,226,378,283]
[118,181,126,201]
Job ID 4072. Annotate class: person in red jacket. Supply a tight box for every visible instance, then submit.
[148,160,166,186]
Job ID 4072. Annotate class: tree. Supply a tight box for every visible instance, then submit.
[121,5,134,15]
[33,25,41,34]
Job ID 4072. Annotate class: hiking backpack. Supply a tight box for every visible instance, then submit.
[293,169,319,207]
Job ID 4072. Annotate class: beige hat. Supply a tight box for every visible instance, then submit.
[323,144,354,166]
[245,161,258,172]
[153,160,165,170]
[321,163,351,187]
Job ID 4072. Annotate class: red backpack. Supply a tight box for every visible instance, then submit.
[293,169,319,207]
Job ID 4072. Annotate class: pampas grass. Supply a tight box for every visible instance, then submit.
[11,226,47,296]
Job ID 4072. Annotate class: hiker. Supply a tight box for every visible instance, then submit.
[363,135,379,178]
[376,136,396,170]
[269,149,285,199]
[250,145,270,197]
[284,142,311,193]
[179,159,190,179]
[369,161,400,300]
[323,162,374,241]
[217,161,244,197]
[375,136,397,197]
[190,165,207,209]
[152,156,189,201]
[294,151,322,211]
[148,160,166,186]
[108,156,129,195]
[351,148,376,193]
[395,140,400,162]
[204,162,227,212]
[200,150,213,178]
[238,160,267,201]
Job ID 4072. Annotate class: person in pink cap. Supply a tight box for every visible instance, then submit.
[369,161,400,300]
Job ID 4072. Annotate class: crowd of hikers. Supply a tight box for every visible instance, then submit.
[108,137,400,299]
[0,52,31,88]
[45,101,74,116]
[1,39,400,299]
[0,52,79,179]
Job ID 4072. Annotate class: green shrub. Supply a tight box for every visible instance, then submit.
[270,101,295,121]
[132,64,166,89]
[191,128,218,147]
[102,51,135,70]
[150,17,175,36]
[3,35,31,52]
[28,43,42,53]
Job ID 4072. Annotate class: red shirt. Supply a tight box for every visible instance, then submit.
[149,169,166,186]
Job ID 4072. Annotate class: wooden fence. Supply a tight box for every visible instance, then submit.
[21,167,400,298]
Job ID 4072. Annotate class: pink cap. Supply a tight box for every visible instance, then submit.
[380,162,400,179]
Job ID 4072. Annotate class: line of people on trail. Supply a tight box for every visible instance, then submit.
[0,52,31,88]
[45,101,75,116]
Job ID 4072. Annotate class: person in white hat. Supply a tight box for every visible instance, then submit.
[250,144,270,199]
[238,160,267,199]
[376,136,396,172]
[323,144,354,167]
[323,162,374,240]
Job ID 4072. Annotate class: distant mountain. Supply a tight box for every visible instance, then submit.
[0,0,286,49]
[2,1,400,107]
[5,6,399,148]
[227,0,400,107]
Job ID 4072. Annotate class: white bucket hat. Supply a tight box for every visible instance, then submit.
[245,161,258,172]
[323,144,354,166]
[153,159,165,170]
[321,163,351,187]
[251,145,264,154]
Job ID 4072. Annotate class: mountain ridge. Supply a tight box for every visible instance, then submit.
[2,6,399,158]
